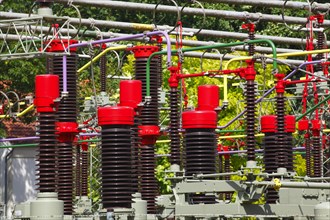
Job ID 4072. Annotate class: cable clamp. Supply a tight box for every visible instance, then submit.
[67,0,74,7]
[89,18,95,29]
[273,178,282,191]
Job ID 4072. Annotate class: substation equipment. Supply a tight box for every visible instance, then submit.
[0,0,330,220]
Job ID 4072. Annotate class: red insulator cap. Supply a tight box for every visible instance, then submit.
[34,74,59,113]
[131,45,159,58]
[98,106,134,126]
[298,119,309,131]
[197,85,219,111]
[311,119,321,130]
[285,115,296,133]
[260,115,277,133]
[44,39,78,52]
[138,125,160,145]
[56,122,79,143]
[182,110,217,129]
[119,80,142,109]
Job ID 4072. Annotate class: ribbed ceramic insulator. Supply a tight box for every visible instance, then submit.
[316,23,325,71]
[131,116,141,193]
[263,132,279,203]
[276,94,288,169]
[51,54,78,122]
[313,136,322,177]
[49,54,77,214]
[286,133,294,172]
[245,81,256,161]
[157,42,163,88]
[185,129,217,204]
[81,151,88,196]
[305,137,312,177]
[140,144,158,213]
[134,57,159,125]
[248,31,255,56]
[75,145,81,197]
[100,54,107,92]
[170,87,181,166]
[101,126,133,209]
[37,112,57,193]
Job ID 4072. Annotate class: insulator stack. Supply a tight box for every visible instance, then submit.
[248,30,255,56]
[311,120,322,177]
[261,115,278,203]
[245,80,256,161]
[37,112,58,193]
[131,117,141,193]
[183,110,217,204]
[224,157,232,200]
[34,74,59,193]
[316,22,324,71]
[276,94,287,168]
[285,115,295,172]
[157,42,163,88]
[98,106,134,209]
[305,135,312,177]
[47,42,78,214]
[119,80,143,195]
[132,46,160,214]
[169,87,181,166]
[81,150,88,196]
[313,136,322,177]
[140,144,158,213]
[75,145,81,197]
[132,46,160,125]
[100,50,107,92]
[298,120,311,176]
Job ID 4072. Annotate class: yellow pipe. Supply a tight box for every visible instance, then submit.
[0,104,35,119]
[77,45,128,73]
[223,75,228,103]
[156,140,171,144]
[224,48,330,70]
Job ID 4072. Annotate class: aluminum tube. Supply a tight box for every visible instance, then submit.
[184,52,304,66]
[52,0,330,27]
[0,23,304,55]
[1,11,329,47]
[252,181,330,189]
[198,0,330,12]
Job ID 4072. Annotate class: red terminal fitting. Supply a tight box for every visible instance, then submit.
[298,119,309,131]
[130,45,159,58]
[311,119,321,132]
[241,23,255,32]
[56,122,79,143]
[197,85,220,111]
[285,115,296,133]
[119,80,142,110]
[218,145,230,160]
[34,74,59,113]
[138,125,160,145]
[168,66,180,88]
[98,106,134,126]
[275,73,286,94]
[44,39,78,52]
[80,136,89,152]
[243,59,256,80]
[182,110,217,129]
[260,115,277,133]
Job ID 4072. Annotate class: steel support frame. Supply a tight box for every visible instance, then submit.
[1,11,329,47]
[52,0,330,27]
